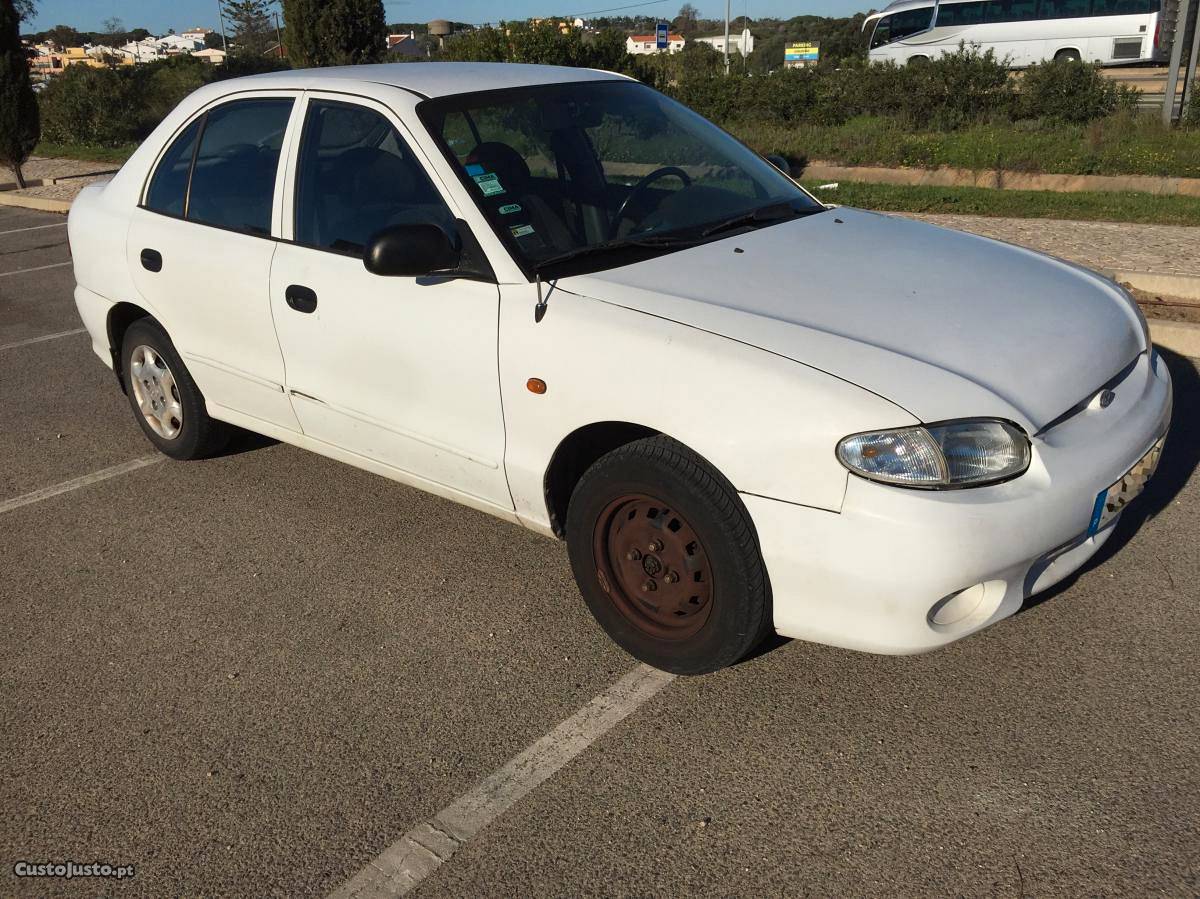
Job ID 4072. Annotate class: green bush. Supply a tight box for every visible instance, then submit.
[38,55,291,148]
[1018,58,1139,122]
[39,65,141,146]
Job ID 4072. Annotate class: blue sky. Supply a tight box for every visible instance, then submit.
[25,0,870,34]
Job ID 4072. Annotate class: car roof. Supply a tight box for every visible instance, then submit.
[224,61,630,99]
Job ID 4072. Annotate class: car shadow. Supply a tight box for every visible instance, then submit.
[1019,347,1199,613]
[212,428,279,458]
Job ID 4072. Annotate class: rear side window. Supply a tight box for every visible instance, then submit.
[293,100,452,255]
[145,117,201,217]
[187,99,294,235]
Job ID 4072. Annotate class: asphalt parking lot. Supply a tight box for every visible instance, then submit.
[2,202,1199,897]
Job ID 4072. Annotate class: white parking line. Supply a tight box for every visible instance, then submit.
[0,222,68,236]
[0,328,86,352]
[0,456,164,516]
[328,664,676,899]
[0,261,72,279]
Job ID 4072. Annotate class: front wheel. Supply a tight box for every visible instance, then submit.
[121,318,231,460]
[1054,48,1081,62]
[565,436,772,675]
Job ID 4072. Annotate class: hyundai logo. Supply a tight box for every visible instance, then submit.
[1099,389,1116,409]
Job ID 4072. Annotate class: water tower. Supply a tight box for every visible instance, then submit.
[428,19,452,50]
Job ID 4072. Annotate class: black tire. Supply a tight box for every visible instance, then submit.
[565,435,772,675]
[1054,48,1081,62]
[120,318,231,460]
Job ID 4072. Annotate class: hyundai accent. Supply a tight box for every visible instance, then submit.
[67,63,1172,674]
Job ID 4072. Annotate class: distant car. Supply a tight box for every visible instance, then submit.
[68,63,1171,674]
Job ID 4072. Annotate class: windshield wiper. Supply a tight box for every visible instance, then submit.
[533,235,694,274]
[698,202,812,239]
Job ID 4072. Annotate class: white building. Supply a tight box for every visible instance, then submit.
[180,28,210,43]
[625,31,685,54]
[694,30,755,57]
[120,38,164,62]
[191,47,227,64]
[157,34,204,54]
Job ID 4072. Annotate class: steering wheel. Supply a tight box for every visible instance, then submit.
[608,166,693,240]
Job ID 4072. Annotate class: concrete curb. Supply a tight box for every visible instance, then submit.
[805,162,1200,198]
[0,192,72,214]
[1149,319,1200,358]
[1112,270,1200,301]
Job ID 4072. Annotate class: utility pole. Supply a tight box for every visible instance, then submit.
[723,0,730,75]
[274,10,283,57]
[1163,0,1197,124]
[216,0,228,52]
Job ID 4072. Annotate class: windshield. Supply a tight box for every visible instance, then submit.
[418,80,823,277]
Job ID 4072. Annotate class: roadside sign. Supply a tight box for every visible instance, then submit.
[784,42,819,68]
[656,22,669,49]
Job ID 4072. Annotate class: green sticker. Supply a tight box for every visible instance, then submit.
[472,171,505,197]
[510,224,535,238]
[499,203,522,215]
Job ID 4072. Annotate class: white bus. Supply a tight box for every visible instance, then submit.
[864,0,1165,66]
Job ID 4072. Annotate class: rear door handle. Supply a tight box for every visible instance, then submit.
[285,284,318,314]
[140,248,162,272]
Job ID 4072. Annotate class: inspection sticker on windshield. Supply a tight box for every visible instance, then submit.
[510,224,536,238]
[1088,434,1165,535]
[465,163,485,176]
[472,172,505,196]
[499,203,522,215]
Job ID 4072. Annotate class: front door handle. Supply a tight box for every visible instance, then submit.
[140,248,162,272]
[285,284,318,314]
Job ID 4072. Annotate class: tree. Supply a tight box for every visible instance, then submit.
[0,0,40,187]
[45,23,81,49]
[102,16,124,39]
[223,0,274,56]
[673,3,699,35]
[204,30,225,50]
[13,0,33,23]
[283,0,386,67]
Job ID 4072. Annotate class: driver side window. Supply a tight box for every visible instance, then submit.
[293,100,452,257]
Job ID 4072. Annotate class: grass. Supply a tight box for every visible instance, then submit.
[800,179,1200,226]
[33,141,138,164]
[738,114,1200,180]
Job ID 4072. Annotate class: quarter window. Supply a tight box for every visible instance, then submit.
[145,117,202,217]
[187,98,294,235]
[293,100,452,255]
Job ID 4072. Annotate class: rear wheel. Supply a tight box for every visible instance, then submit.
[121,318,231,460]
[565,435,771,675]
[1054,48,1081,62]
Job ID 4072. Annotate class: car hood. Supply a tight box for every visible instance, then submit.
[559,207,1146,431]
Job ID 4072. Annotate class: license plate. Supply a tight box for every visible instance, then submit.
[1088,436,1165,535]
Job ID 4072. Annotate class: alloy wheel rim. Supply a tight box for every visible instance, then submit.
[129,345,183,440]
[592,493,714,641]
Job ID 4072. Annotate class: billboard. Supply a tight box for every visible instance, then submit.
[656,22,669,50]
[784,42,819,68]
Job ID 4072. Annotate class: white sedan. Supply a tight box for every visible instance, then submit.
[68,63,1172,674]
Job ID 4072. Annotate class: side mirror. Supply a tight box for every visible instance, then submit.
[765,154,792,177]
[363,223,461,277]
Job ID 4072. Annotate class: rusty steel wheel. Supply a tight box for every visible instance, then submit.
[566,435,771,675]
[592,494,714,641]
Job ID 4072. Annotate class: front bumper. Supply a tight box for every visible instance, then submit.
[746,351,1173,655]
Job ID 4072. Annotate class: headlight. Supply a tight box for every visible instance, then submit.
[837,419,1031,489]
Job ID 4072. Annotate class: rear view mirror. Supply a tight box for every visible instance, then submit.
[364,223,461,277]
